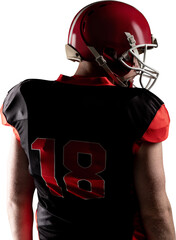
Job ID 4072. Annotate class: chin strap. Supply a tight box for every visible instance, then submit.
[87,46,127,87]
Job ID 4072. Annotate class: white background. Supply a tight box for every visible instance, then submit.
[0,0,175,239]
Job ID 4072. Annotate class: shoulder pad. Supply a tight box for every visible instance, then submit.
[2,81,28,125]
[128,89,164,140]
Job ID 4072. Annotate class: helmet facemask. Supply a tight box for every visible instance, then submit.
[118,33,159,89]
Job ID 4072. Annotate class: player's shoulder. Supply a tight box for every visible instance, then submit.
[8,79,58,102]
[20,78,54,91]
[5,78,52,95]
[128,87,164,111]
[126,88,166,131]
[141,88,163,104]
[124,88,169,143]
[2,79,53,121]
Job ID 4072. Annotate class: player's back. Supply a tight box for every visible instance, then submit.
[2,76,164,239]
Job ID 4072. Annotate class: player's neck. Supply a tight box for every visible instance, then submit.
[74,61,107,78]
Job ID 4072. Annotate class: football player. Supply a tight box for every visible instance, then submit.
[1,1,175,239]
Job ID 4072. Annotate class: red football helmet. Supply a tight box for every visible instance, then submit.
[65,1,159,89]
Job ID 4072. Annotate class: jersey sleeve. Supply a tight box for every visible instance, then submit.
[132,90,170,154]
[141,104,170,142]
[0,82,28,142]
[0,105,20,141]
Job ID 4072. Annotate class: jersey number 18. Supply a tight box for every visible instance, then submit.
[32,139,106,200]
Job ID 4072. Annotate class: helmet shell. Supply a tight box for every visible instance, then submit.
[67,1,152,61]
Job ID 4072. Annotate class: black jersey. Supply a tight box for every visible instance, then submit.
[1,75,170,239]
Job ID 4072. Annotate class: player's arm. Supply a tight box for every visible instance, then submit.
[7,134,35,240]
[134,142,176,240]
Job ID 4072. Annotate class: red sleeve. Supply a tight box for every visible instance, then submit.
[141,104,170,143]
[132,104,170,154]
[0,105,20,142]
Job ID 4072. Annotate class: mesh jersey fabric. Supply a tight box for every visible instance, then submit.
[1,75,170,239]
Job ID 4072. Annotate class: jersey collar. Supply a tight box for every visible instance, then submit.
[56,74,115,86]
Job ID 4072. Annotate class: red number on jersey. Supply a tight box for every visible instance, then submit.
[63,141,106,199]
[31,138,63,197]
[31,139,106,199]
